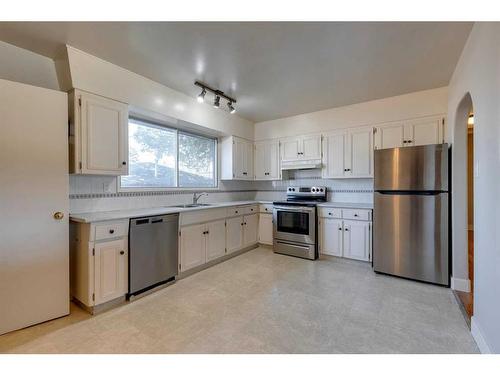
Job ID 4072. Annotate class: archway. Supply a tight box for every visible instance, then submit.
[452,92,474,323]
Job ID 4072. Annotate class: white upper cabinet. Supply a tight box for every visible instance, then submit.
[405,117,444,146]
[221,136,254,180]
[254,139,280,180]
[281,137,301,162]
[280,134,322,164]
[322,126,373,178]
[374,116,445,150]
[69,90,129,175]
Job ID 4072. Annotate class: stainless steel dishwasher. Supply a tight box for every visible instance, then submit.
[129,214,179,297]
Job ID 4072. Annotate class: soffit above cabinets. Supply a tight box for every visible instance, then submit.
[0,22,472,122]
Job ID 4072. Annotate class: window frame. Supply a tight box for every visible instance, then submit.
[118,117,219,192]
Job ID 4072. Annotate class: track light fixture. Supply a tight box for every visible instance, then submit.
[195,81,237,114]
[197,88,206,103]
[227,101,236,114]
[213,95,220,108]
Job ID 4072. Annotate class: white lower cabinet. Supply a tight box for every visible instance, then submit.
[342,220,371,262]
[319,208,372,262]
[206,220,227,261]
[319,218,343,256]
[243,214,258,247]
[226,216,244,253]
[179,223,206,272]
[70,220,130,311]
[94,238,128,305]
[258,213,273,245]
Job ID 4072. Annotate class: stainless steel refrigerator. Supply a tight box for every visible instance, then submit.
[373,144,449,286]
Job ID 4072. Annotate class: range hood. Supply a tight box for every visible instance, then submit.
[281,159,323,170]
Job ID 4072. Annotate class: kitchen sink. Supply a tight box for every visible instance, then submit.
[171,203,212,208]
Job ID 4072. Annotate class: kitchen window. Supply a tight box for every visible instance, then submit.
[120,118,217,189]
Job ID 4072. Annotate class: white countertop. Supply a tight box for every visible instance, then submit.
[70,201,271,223]
[318,202,373,209]
[70,200,372,223]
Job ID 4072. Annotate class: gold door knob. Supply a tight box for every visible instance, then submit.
[53,212,64,220]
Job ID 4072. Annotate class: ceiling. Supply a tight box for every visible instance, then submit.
[0,22,472,122]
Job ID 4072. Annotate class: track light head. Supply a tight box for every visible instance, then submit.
[213,95,220,108]
[227,101,236,114]
[197,88,206,103]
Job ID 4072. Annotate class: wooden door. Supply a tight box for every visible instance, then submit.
[206,220,227,261]
[79,91,128,175]
[322,131,346,178]
[180,224,206,272]
[349,127,373,177]
[226,216,243,253]
[94,238,128,305]
[243,214,259,246]
[343,220,371,261]
[0,79,69,335]
[319,218,343,256]
[258,214,273,245]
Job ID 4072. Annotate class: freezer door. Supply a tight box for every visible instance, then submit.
[374,144,448,191]
[373,192,449,285]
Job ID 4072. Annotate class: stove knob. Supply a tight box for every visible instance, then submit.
[292,188,296,191]
[320,189,324,192]
[288,188,292,191]
[311,188,316,192]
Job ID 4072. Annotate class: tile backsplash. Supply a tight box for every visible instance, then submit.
[69,173,373,214]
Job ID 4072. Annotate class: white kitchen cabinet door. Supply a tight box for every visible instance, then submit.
[348,127,373,177]
[179,224,206,272]
[226,216,243,253]
[206,220,227,262]
[301,134,322,160]
[258,213,273,245]
[322,131,346,178]
[244,141,254,179]
[374,123,405,150]
[243,214,259,247]
[254,141,267,180]
[281,137,301,162]
[93,238,128,305]
[343,220,371,262]
[405,117,443,146]
[319,218,343,257]
[233,137,247,179]
[78,91,128,175]
[254,140,280,180]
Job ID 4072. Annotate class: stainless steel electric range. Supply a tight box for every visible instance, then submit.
[272,186,327,260]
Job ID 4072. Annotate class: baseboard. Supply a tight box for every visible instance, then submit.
[451,277,471,292]
[471,317,493,354]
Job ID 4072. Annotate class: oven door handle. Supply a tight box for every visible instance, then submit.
[275,240,311,250]
[273,206,316,213]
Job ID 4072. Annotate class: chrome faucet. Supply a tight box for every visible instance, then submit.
[193,192,208,204]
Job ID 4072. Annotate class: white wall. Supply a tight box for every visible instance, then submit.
[65,46,254,140]
[447,22,500,354]
[0,41,59,90]
[254,86,448,140]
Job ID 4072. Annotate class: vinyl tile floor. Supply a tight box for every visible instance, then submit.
[0,247,479,354]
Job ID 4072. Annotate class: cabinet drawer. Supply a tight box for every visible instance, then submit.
[259,204,273,213]
[342,209,371,221]
[318,207,342,218]
[180,208,226,226]
[242,205,258,215]
[94,220,128,241]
